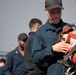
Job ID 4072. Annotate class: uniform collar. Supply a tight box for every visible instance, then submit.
[15,47,24,57]
[45,19,64,31]
[29,32,35,36]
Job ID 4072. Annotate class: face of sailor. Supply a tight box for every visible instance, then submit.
[18,40,26,50]
[0,62,5,67]
[44,8,62,24]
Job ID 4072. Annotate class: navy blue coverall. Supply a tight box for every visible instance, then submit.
[4,47,25,75]
[32,19,67,75]
[0,67,5,75]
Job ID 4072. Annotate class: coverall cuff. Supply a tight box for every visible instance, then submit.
[46,46,55,56]
[50,46,57,55]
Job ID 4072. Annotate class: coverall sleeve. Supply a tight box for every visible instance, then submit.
[4,52,13,75]
[32,33,55,63]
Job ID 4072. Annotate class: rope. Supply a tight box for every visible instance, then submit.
[65,67,76,75]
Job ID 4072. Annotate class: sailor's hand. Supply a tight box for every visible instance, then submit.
[52,41,72,53]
